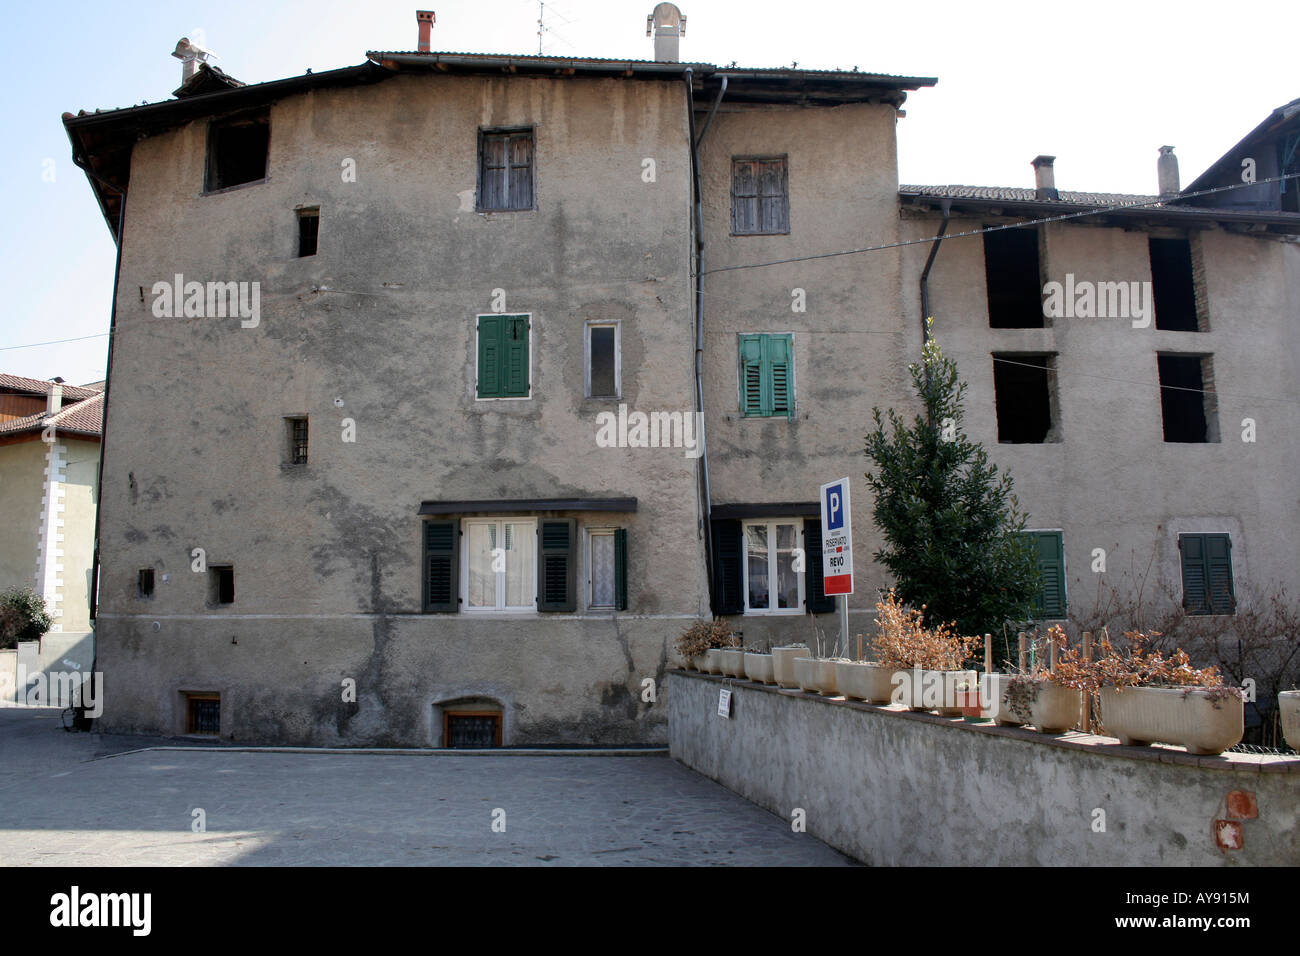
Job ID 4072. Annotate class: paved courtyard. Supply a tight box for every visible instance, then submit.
[0,708,854,866]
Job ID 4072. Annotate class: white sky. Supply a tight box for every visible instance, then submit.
[2,0,1295,385]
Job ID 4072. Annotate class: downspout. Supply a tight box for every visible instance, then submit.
[686,71,727,614]
[70,148,124,730]
[917,197,950,407]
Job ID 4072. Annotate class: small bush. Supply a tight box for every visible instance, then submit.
[675,618,739,661]
[0,588,53,649]
[871,589,982,671]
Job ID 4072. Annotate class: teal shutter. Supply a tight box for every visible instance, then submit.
[477,316,502,398]
[739,333,794,418]
[739,334,764,416]
[803,518,835,613]
[766,334,792,419]
[423,520,459,612]
[538,519,576,612]
[1181,533,1235,615]
[1031,531,1066,618]
[614,528,628,611]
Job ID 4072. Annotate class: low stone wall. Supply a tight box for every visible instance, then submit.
[0,633,95,707]
[669,670,1300,866]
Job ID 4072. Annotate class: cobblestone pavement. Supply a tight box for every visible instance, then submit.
[0,709,855,866]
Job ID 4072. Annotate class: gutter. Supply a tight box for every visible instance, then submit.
[918,197,951,344]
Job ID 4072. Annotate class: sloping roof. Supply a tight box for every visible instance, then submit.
[1183,96,1300,196]
[0,391,104,440]
[174,62,247,99]
[0,373,100,401]
[900,184,1157,206]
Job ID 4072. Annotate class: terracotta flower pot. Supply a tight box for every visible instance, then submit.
[1099,685,1243,756]
[834,660,896,704]
[1280,691,1300,751]
[743,652,775,685]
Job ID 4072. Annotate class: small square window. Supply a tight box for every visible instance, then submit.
[138,569,155,599]
[286,417,308,464]
[478,129,534,212]
[297,208,319,257]
[210,566,235,605]
[206,110,269,192]
[731,157,789,235]
[476,315,530,399]
[186,693,221,735]
[738,333,794,418]
[444,711,501,748]
[586,323,620,398]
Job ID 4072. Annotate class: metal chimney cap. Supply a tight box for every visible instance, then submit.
[1031,154,1056,168]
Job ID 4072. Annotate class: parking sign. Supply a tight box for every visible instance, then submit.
[819,478,853,595]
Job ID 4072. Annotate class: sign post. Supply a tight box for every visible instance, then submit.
[819,478,854,657]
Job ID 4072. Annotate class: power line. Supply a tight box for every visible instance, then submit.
[0,332,110,351]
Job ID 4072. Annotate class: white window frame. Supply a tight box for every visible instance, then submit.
[474,313,534,402]
[586,527,619,611]
[460,517,538,613]
[742,517,805,615]
[584,320,621,399]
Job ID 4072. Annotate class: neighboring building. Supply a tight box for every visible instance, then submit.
[63,7,1299,745]
[0,374,103,633]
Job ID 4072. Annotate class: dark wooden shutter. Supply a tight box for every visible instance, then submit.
[538,519,576,612]
[758,159,789,233]
[731,160,757,234]
[1205,534,1235,614]
[1032,531,1066,618]
[477,316,502,397]
[739,334,764,416]
[1180,534,1208,613]
[767,334,792,418]
[503,316,529,397]
[804,518,835,613]
[508,133,533,210]
[423,520,459,612]
[614,527,628,611]
[710,518,744,615]
[479,134,506,210]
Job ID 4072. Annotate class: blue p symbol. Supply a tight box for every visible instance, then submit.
[827,488,843,529]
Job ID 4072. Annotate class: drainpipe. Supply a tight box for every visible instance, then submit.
[917,197,950,404]
[685,70,726,613]
[69,146,125,730]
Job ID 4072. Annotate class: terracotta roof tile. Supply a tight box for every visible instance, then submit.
[0,373,100,401]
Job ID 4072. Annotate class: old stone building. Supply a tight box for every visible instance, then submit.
[64,8,1298,745]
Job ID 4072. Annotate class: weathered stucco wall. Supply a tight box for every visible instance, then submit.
[670,670,1300,865]
[899,210,1300,618]
[56,438,99,633]
[0,439,45,594]
[96,73,704,744]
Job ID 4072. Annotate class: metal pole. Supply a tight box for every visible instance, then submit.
[839,595,849,659]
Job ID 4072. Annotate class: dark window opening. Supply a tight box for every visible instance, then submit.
[1158,354,1215,442]
[445,712,501,748]
[993,354,1056,443]
[478,129,534,212]
[287,417,308,464]
[138,569,155,599]
[297,209,319,257]
[731,157,789,235]
[1149,237,1199,331]
[589,325,617,397]
[984,227,1043,328]
[210,566,235,605]
[186,694,221,735]
[206,111,270,192]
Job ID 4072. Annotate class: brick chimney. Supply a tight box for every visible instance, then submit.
[1158,145,1180,196]
[417,10,436,53]
[1032,155,1059,201]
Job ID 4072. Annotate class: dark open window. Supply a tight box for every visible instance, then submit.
[137,569,155,599]
[478,129,534,211]
[731,157,789,235]
[1158,353,1216,442]
[297,208,319,257]
[286,417,308,464]
[993,354,1057,443]
[444,711,502,748]
[984,227,1043,328]
[186,694,221,735]
[206,110,270,192]
[210,566,235,605]
[1149,237,1199,331]
[587,324,618,398]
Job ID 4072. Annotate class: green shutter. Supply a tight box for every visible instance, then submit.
[1181,533,1235,615]
[739,333,794,418]
[503,316,529,397]
[803,518,835,614]
[477,316,502,398]
[423,520,459,612]
[614,527,628,611]
[766,334,792,418]
[538,519,576,612]
[1031,531,1066,619]
[739,334,764,416]
[710,518,744,615]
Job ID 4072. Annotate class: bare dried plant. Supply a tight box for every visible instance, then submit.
[870,589,982,671]
[675,618,740,661]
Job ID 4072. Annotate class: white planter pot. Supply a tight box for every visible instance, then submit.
[835,661,896,704]
[687,654,709,672]
[1277,690,1299,751]
[1100,685,1244,756]
[989,675,1080,732]
[896,669,976,715]
[744,652,775,685]
[793,657,819,693]
[703,648,725,675]
[772,646,807,688]
[718,648,746,677]
[812,659,840,696]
